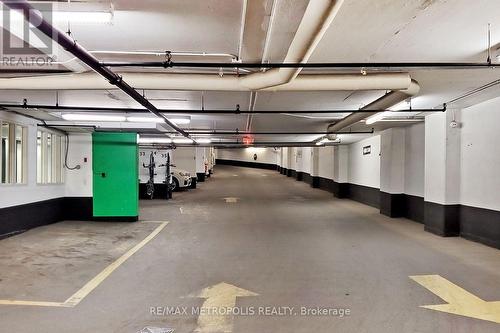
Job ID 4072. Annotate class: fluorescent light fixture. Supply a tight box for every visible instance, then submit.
[169,118,191,125]
[389,100,410,111]
[62,114,126,122]
[365,111,393,125]
[127,116,163,123]
[316,138,329,146]
[138,137,172,144]
[172,138,194,144]
[195,138,212,144]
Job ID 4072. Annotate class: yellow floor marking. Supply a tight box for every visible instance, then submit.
[188,282,258,333]
[410,275,500,324]
[0,221,168,308]
[0,300,69,307]
[224,197,239,203]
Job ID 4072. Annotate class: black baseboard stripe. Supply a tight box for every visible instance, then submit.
[424,202,460,237]
[216,159,277,170]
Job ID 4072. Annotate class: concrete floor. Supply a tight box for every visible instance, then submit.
[0,165,499,332]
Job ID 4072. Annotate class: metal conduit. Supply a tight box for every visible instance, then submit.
[1,0,189,138]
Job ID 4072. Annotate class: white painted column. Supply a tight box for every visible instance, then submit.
[333,146,348,183]
[379,128,406,217]
[424,110,461,236]
[311,147,319,177]
[333,145,349,197]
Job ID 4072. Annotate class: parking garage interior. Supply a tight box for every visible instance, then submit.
[0,0,499,332]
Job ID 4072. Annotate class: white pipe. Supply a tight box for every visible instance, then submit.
[240,0,345,90]
[327,80,421,132]
[0,72,412,91]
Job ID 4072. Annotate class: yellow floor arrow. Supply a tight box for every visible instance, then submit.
[410,275,500,324]
[189,282,258,333]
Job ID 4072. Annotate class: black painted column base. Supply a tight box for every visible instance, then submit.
[190,177,197,189]
[424,202,460,237]
[197,172,206,182]
[380,192,406,218]
[311,176,320,188]
[287,169,293,177]
[296,171,303,181]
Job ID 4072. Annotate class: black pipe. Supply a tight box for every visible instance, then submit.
[100,61,500,70]
[140,142,342,148]
[40,124,374,135]
[1,0,189,138]
[154,130,375,135]
[0,103,447,114]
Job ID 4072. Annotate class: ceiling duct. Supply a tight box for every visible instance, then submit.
[0,72,412,91]
[327,80,421,134]
[240,0,345,90]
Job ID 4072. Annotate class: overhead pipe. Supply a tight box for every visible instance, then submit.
[0,72,412,91]
[327,80,421,133]
[101,61,500,70]
[140,142,342,148]
[239,0,345,90]
[1,103,445,114]
[1,0,190,138]
[144,130,375,135]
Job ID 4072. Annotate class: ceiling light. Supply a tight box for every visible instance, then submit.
[127,116,163,123]
[195,138,212,144]
[316,138,329,146]
[389,100,410,111]
[172,138,194,144]
[138,137,172,144]
[62,114,126,122]
[365,111,393,125]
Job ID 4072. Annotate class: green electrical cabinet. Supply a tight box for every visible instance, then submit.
[92,132,139,221]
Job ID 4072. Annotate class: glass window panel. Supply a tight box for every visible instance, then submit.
[15,125,23,183]
[37,131,42,183]
[1,122,9,184]
[46,133,52,183]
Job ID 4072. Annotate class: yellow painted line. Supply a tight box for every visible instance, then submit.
[64,221,168,306]
[0,221,169,308]
[0,300,70,307]
[410,275,500,324]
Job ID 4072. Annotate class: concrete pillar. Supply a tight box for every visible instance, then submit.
[333,146,349,198]
[286,147,293,177]
[294,147,304,181]
[310,147,320,188]
[379,128,406,217]
[424,110,461,236]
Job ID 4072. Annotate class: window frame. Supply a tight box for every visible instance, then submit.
[0,119,27,185]
[37,128,65,185]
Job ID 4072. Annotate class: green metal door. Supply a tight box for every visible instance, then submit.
[92,132,139,220]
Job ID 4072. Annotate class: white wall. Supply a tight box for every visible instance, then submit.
[217,147,279,165]
[348,135,381,188]
[404,123,425,197]
[65,133,92,197]
[460,97,500,211]
[0,112,65,208]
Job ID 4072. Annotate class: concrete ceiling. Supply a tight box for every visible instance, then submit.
[1,0,499,145]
